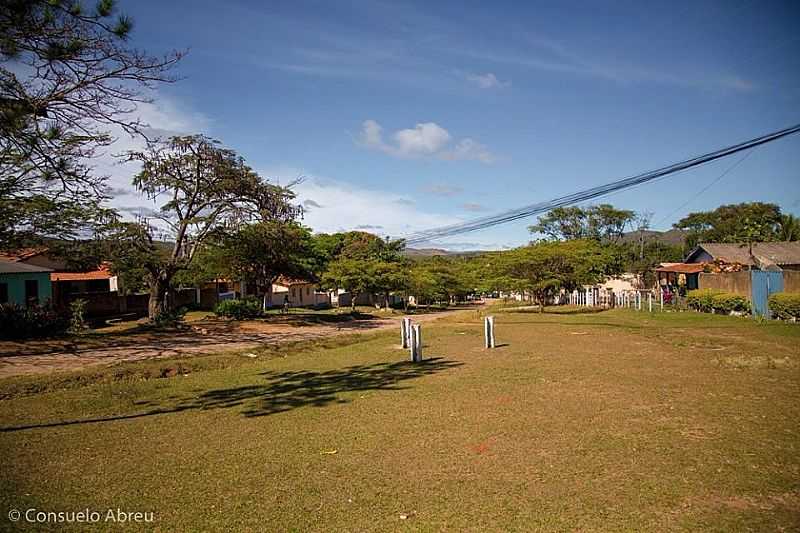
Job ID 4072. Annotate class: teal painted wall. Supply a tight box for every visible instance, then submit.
[0,272,52,306]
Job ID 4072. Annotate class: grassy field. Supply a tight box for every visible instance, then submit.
[1,308,798,531]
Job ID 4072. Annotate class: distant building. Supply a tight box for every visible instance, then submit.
[0,259,52,306]
[686,242,800,271]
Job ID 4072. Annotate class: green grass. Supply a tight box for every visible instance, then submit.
[1,309,798,531]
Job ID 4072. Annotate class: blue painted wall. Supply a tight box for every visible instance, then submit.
[0,272,52,306]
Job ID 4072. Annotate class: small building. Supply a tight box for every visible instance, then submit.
[686,242,800,271]
[271,277,329,308]
[0,259,53,306]
[655,262,705,292]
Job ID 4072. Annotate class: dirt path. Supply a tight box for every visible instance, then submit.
[0,310,462,379]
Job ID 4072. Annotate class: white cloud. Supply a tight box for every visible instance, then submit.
[357,119,495,163]
[422,183,463,197]
[466,72,510,89]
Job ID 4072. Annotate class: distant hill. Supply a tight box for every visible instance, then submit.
[618,228,687,247]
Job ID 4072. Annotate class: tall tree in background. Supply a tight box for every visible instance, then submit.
[529,204,635,242]
[110,135,301,320]
[675,202,783,250]
[777,213,800,242]
[217,222,314,310]
[489,240,619,311]
[0,0,183,248]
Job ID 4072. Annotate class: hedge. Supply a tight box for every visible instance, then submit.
[0,303,70,340]
[687,289,749,315]
[768,292,800,320]
[214,297,263,320]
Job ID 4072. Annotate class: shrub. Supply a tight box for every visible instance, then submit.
[687,289,749,315]
[687,289,724,313]
[68,298,89,334]
[0,303,70,340]
[768,292,800,320]
[152,306,188,328]
[711,293,750,314]
[214,297,263,320]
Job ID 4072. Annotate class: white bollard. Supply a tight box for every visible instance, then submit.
[648,293,652,312]
[401,317,411,349]
[660,290,664,311]
[484,316,496,348]
[410,324,422,362]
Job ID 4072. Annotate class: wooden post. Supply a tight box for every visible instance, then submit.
[411,324,422,362]
[401,317,411,349]
[484,316,496,348]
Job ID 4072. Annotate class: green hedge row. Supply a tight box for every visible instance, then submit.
[768,292,800,320]
[687,289,750,315]
[214,297,263,320]
[0,303,70,340]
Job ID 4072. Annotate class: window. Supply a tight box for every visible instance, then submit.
[25,279,39,305]
[0,283,7,304]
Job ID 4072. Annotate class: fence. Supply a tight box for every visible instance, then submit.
[59,288,197,319]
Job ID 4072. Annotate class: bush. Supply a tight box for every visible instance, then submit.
[214,297,263,320]
[687,289,724,313]
[152,306,188,328]
[0,303,70,340]
[711,293,750,314]
[768,292,800,320]
[687,289,749,315]
[68,298,89,334]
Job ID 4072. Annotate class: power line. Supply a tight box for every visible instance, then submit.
[653,149,753,229]
[402,123,800,245]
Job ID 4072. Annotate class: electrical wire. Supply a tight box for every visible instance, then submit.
[402,123,800,245]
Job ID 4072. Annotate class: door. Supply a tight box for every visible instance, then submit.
[750,270,784,318]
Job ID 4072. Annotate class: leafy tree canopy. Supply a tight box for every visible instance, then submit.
[529,204,635,242]
[674,202,786,250]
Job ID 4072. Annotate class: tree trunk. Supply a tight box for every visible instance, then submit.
[351,291,358,312]
[384,291,390,311]
[148,273,171,321]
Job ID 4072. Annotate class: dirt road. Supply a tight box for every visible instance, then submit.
[0,310,463,378]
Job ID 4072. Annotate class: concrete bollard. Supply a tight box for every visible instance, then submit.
[410,324,422,362]
[484,316,496,348]
[401,317,411,349]
[660,290,664,312]
[648,293,653,312]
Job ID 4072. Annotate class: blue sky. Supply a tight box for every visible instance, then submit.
[107,0,800,249]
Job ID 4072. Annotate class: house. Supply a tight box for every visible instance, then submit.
[0,249,120,307]
[271,277,330,308]
[655,262,705,291]
[0,259,53,306]
[686,242,800,271]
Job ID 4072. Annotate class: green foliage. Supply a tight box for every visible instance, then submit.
[768,293,800,320]
[217,221,314,297]
[687,289,749,314]
[0,303,69,339]
[409,257,473,305]
[529,204,636,242]
[68,298,88,334]
[152,306,188,327]
[0,0,182,248]
[710,293,750,314]
[675,202,783,251]
[487,239,619,308]
[777,214,800,242]
[214,298,263,320]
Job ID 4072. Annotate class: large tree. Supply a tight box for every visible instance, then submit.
[218,221,315,310]
[110,135,301,320]
[529,204,635,242]
[0,0,183,248]
[675,202,783,250]
[489,239,618,311]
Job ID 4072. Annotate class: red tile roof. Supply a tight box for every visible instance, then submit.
[655,262,705,274]
[50,264,113,282]
[0,247,48,262]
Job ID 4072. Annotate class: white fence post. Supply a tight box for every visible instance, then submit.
[401,317,411,349]
[660,290,664,311]
[410,324,422,362]
[485,316,496,348]
[648,292,653,312]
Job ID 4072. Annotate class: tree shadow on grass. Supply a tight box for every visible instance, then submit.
[0,358,462,432]
[198,357,461,417]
